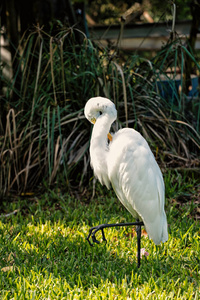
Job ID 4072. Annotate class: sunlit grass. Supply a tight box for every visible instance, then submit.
[0,171,199,299]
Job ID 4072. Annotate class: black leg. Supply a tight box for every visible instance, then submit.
[87,220,144,267]
[136,218,142,268]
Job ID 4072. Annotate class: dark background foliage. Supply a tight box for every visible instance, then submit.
[0,0,199,196]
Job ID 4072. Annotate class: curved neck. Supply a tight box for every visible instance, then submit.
[89,115,113,188]
[91,115,111,148]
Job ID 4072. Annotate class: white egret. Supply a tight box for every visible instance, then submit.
[84,96,168,267]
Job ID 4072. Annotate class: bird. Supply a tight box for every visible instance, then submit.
[84,96,168,266]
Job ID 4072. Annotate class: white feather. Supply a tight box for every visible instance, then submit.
[84,96,168,244]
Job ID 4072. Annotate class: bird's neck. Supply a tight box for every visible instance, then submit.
[91,115,111,149]
[89,115,112,188]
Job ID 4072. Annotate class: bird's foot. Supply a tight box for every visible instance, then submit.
[86,221,144,268]
[87,224,108,246]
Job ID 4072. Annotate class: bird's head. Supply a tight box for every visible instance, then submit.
[84,96,117,125]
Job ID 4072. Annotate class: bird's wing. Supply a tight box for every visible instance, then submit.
[108,128,168,244]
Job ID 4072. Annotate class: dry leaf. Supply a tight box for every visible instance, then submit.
[1,266,14,272]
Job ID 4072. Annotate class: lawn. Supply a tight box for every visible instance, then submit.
[0,171,199,299]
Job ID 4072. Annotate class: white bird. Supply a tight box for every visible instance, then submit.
[84,96,168,255]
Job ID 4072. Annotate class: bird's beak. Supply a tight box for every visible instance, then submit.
[107,133,112,141]
[91,118,96,124]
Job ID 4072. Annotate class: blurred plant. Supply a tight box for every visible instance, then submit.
[0,25,199,197]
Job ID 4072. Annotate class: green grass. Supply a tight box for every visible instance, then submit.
[0,171,199,299]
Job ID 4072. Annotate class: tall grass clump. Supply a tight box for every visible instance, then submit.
[0,25,199,196]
